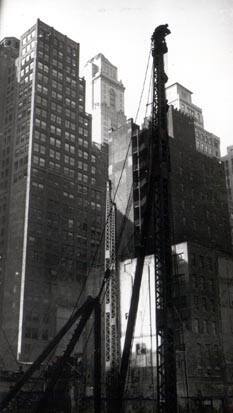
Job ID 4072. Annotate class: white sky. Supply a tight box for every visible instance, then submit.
[1,0,232,155]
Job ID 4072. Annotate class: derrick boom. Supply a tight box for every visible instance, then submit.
[151,24,177,413]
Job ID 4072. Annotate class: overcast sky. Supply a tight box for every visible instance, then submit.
[1,0,232,154]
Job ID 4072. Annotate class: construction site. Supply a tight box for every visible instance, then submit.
[0,20,233,413]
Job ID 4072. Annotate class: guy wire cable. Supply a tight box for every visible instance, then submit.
[68,46,153,317]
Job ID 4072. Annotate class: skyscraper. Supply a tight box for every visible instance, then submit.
[221,146,233,247]
[0,20,107,370]
[166,82,221,159]
[0,37,19,367]
[108,105,233,408]
[84,53,126,144]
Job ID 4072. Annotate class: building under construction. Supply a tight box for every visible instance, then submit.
[0,21,233,413]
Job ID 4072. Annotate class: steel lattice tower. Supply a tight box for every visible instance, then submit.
[151,25,177,413]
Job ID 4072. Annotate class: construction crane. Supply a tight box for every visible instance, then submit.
[116,24,177,413]
[151,24,177,413]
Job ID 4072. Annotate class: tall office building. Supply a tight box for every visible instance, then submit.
[0,38,19,364]
[108,106,233,410]
[166,82,221,159]
[0,20,107,370]
[111,108,230,256]
[84,53,126,144]
[221,146,233,247]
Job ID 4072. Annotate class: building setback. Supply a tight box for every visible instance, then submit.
[84,53,126,144]
[0,20,107,370]
[166,82,221,159]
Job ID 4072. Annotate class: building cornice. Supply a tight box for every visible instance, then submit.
[92,73,125,91]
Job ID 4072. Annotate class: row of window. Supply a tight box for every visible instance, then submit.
[193,295,216,312]
[21,74,33,84]
[21,51,35,66]
[196,128,219,147]
[22,29,36,45]
[20,61,34,77]
[21,40,36,56]
[35,124,88,144]
[33,147,95,171]
[37,46,77,67]
[192,275,215,292]
[190,253,213,270]
[38,31,77,54]
[38,41,77,59]
[42,78,78,96]
[31,183,101,205]
[37,101,76,122]
[196,140,219,156]
[193,318,217,335]
[34,127,89,147]
[32,155,96,178]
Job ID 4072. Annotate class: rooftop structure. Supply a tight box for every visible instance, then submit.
[166,82,221,159]
[83,53,126,144]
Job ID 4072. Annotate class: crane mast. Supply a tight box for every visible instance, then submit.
[151,24,177,413]
[117,24,177,413]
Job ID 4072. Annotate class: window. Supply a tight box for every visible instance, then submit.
[109,89,116,108]
[39,158,45,167]
[212,322,217,336]
[202,297,207,311]
[203,320,208,333]
[193,318,199,333]
[194,296,198,307]
[34,143,39,152]
[33,156,45,167]
[196,343,202,367]
[200,276,205,290]
[207,257,213,271]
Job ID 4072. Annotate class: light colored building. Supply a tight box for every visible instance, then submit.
[166,82,221,158]
[83,53,126,144]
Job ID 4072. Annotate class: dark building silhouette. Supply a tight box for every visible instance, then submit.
[131,108,231,256]
[0,37,20,367]
[0,20,107,371]
[108,106,233,410]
